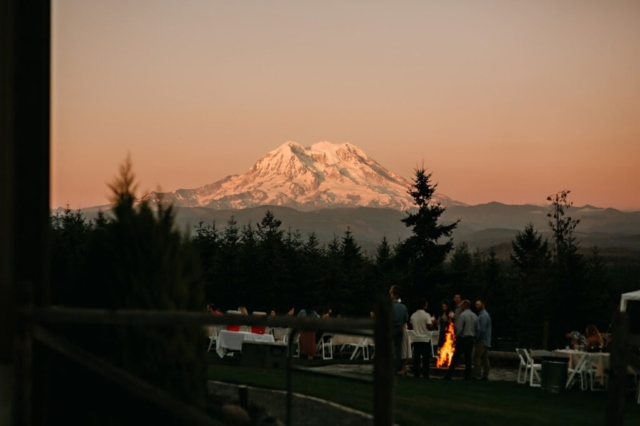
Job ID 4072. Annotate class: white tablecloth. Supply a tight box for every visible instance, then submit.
[216,330,275,358]
[554,349,610,386]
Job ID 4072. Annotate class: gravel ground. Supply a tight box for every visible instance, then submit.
[309,364,518,382]
[208,381,373,426]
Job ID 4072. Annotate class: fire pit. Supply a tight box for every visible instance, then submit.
[426,321,466,378]
[429,364,465,378]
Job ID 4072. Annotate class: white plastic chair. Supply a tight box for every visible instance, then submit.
[516,348,541,386]
[584,354,608,391]
[349,338,370,360]
[315,333,334,360]
[282,329,300,358]
[428,331,437,358]
[566,352,589,391]
[206,326,220,352]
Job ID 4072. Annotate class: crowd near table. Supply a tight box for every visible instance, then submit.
[216,329,275,358]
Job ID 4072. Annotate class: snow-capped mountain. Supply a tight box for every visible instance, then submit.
[141,141,463,211]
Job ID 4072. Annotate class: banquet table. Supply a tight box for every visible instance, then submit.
[216,330,275,358]
[553,349,609,387]
[331,334,372,360]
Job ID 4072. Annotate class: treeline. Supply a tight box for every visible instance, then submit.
[51,169,640,351]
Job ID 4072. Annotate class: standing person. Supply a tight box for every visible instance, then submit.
[474,300,492,381]
[298,306,320,360]
[444,300,478,380]
[453,294,463,318]
[437,301,454,348]
[390,287,408,373]
[410,300,434,379]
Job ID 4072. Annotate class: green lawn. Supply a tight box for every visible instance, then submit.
[207,364,640,426]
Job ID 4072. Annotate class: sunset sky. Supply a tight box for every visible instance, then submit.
[52,0,640,210]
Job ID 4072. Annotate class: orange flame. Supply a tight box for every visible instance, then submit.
[436,322,456,368]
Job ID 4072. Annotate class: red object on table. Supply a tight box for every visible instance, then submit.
[251,326,267,335]
[226,325,240,332]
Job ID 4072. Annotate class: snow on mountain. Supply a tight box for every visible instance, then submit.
[141,141,463,211]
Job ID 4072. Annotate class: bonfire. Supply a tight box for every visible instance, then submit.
[436,322,456,368]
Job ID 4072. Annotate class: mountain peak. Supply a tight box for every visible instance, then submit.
[141,141,463,211]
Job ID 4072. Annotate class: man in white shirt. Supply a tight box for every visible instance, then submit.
[410,300,435,378]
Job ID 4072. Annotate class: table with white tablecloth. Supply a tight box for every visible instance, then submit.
[330,334,372,360]
[554,349,609,386]
[216,330,275,358]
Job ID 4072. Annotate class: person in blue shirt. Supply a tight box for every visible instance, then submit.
[474,299,492,381]
[389,286,408,373]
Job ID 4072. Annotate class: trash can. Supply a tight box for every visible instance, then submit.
[241,341,288,369]
[541,356,568,393]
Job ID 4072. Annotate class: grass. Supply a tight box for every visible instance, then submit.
[207,362,640,426]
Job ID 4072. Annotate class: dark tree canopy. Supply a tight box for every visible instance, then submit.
[400,167,459,297]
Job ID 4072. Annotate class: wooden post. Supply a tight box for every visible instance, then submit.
[4,0,51,424]
[606,312,629,426]
[0,0,17,424]
[238,386,248,410]
[373,297,394,426]
[286,329,297,426]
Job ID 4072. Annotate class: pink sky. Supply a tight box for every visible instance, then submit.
[52,1,640,210]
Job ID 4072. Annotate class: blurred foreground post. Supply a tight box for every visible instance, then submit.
[374,297,394,426]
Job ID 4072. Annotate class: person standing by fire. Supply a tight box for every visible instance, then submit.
[444,300,478,380]
[453,294,463,318]
[474,299,492,381]
[437,301,454,349]
[390,286,408,374]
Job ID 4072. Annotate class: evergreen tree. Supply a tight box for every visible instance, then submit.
[547,190,585,336]
[217,216,241,308]
[510,223,552,279]
[448,242,472,294]
[375,236,392,267]
[50,207,94,305]
[582,247,614,328]
[510,223,553,346]
[192,221,219,304]
[401,167,459,298]
[257,210,284,242]
[71,158,206,423]
[303,232,322,257]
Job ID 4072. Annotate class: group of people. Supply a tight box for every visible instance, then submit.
[390,287,493,381]
[566,325,606,351]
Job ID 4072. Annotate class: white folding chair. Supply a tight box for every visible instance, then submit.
[316,333,334,360]
[349,338,370,360]
[515,348,529,384]
[428,331,437,358]
[516,348,541,386]
[206,326,220,352]
[584,354,608,391]
[567,352,589,390]
[526,350,543,387]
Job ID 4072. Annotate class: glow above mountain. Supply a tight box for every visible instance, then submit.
[141,141,463,211]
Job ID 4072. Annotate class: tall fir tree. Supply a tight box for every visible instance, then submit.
[401,167,458,298]
[547,190,585,337]
[510,223,553,347]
